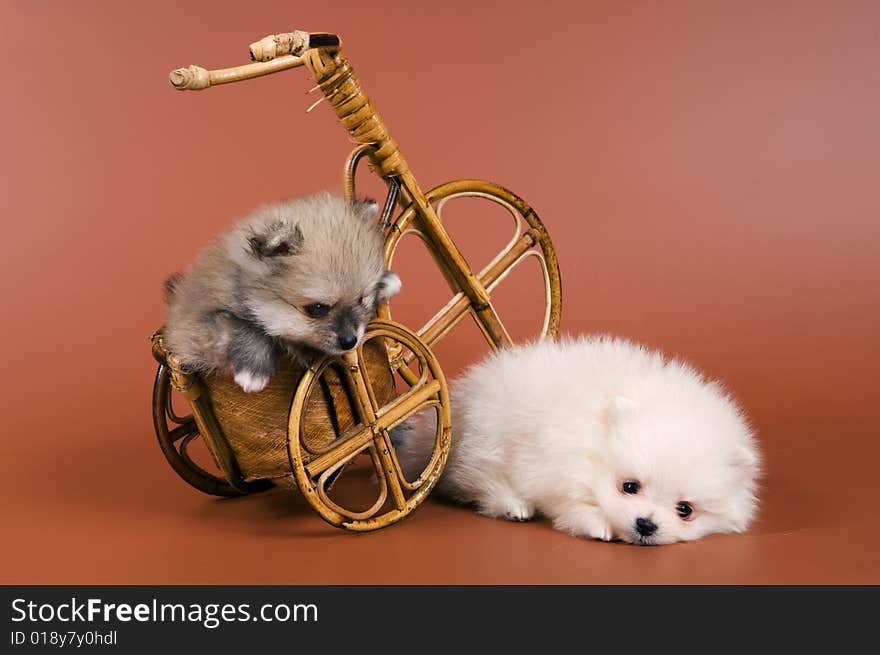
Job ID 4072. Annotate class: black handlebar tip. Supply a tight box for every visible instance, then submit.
[309,33,341,48]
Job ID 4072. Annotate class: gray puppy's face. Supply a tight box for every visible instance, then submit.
[233,195,401,355]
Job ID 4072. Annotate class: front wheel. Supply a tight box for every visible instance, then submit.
[380,179,561,352]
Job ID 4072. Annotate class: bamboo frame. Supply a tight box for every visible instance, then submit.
[155,30,563,531]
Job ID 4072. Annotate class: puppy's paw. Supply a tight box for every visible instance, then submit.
[583,519,614,542]
[479,496,536,522]
[234,370,270,393]
[503,500,536,522]
[552,505,614,542]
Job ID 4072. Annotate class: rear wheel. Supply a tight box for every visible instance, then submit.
[152,364,244,497]
[381,179,561,351]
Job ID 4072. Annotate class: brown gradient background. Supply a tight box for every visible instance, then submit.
[2,0,878,584]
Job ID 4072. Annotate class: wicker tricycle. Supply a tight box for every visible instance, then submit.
[151,29,562,531]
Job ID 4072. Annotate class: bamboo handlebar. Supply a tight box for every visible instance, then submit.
[168,30,342,91]
[169,55,306,90]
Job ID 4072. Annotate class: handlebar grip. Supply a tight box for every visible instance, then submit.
[169,55,306,90]
[248,31,341,62]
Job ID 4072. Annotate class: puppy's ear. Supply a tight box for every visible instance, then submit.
[352,197,380,221]
[164,272,184,301]
[607,396,637,426]
[248,222,304,260]
[374,270,402,303]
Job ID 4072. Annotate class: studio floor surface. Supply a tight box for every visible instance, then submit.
[3,411,878,585]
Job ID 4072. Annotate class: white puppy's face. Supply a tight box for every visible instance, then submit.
[593,396,760,545]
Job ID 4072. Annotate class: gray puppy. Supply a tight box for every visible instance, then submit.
[163,192,401,392]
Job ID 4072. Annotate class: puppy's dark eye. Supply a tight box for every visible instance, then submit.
[676,502,693,520]
[303,303,330,318]
[622,481,640,495]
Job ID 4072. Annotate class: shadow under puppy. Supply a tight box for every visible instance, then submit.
[163,192,401,392]
[396,335,760,545]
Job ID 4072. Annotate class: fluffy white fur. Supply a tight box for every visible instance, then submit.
[397,336,760,545]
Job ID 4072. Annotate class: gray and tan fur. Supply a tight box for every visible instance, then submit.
[163,192,401,393]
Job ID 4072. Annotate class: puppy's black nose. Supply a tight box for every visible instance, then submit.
[338,334,358,351]
[635,517,657,537]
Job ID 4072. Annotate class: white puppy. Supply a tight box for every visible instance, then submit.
[397,336,760,545]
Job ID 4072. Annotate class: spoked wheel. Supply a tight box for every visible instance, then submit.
[379,179,561,352]
[152,365,243,497]
[287,319,451,531]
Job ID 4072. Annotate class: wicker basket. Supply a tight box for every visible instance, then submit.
[202,339,394,482]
